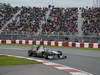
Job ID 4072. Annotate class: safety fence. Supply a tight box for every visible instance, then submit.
[0,40,100,48]
[0,33,100,43]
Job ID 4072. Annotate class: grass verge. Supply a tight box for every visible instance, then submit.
[46,45,100,50]
[0,56,41,66]
[0,43,100,50]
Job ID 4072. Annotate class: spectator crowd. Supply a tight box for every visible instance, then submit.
[0,3,100,36]
[42,7,78,35]
[82,8,100,35]
[0,3,20,30]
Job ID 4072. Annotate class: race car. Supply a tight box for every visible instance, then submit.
[28,45,67,60]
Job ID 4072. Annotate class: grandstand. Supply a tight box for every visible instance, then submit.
[0,1,100,43]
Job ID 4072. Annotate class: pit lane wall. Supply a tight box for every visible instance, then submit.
[0,40,100,48]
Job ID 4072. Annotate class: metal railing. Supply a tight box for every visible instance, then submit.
[0,31,100,43]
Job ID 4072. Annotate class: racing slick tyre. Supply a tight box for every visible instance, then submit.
[44,56,48,59]
[57,51,62,55]
[41,52,45,57]
[28,50,33,57]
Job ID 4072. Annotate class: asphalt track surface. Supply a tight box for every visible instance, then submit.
[0,45,100,75]
[0,64,70,75]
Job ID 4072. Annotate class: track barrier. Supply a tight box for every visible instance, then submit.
[0,40,100,48]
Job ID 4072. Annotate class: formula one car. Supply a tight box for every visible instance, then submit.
[28,45,67,60]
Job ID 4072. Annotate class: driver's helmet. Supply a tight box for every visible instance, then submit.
[36,45,40,50]
[37,45,45,50]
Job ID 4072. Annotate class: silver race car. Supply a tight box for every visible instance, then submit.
[28,45,67,60]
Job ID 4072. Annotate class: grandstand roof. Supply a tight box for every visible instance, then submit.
[0,0,93,7]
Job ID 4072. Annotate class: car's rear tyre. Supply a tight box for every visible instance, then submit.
[41,52,45,57]
[44,55,48,59]
[28,51,33,57]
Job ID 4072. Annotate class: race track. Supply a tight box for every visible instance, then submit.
[0,45,100,75]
